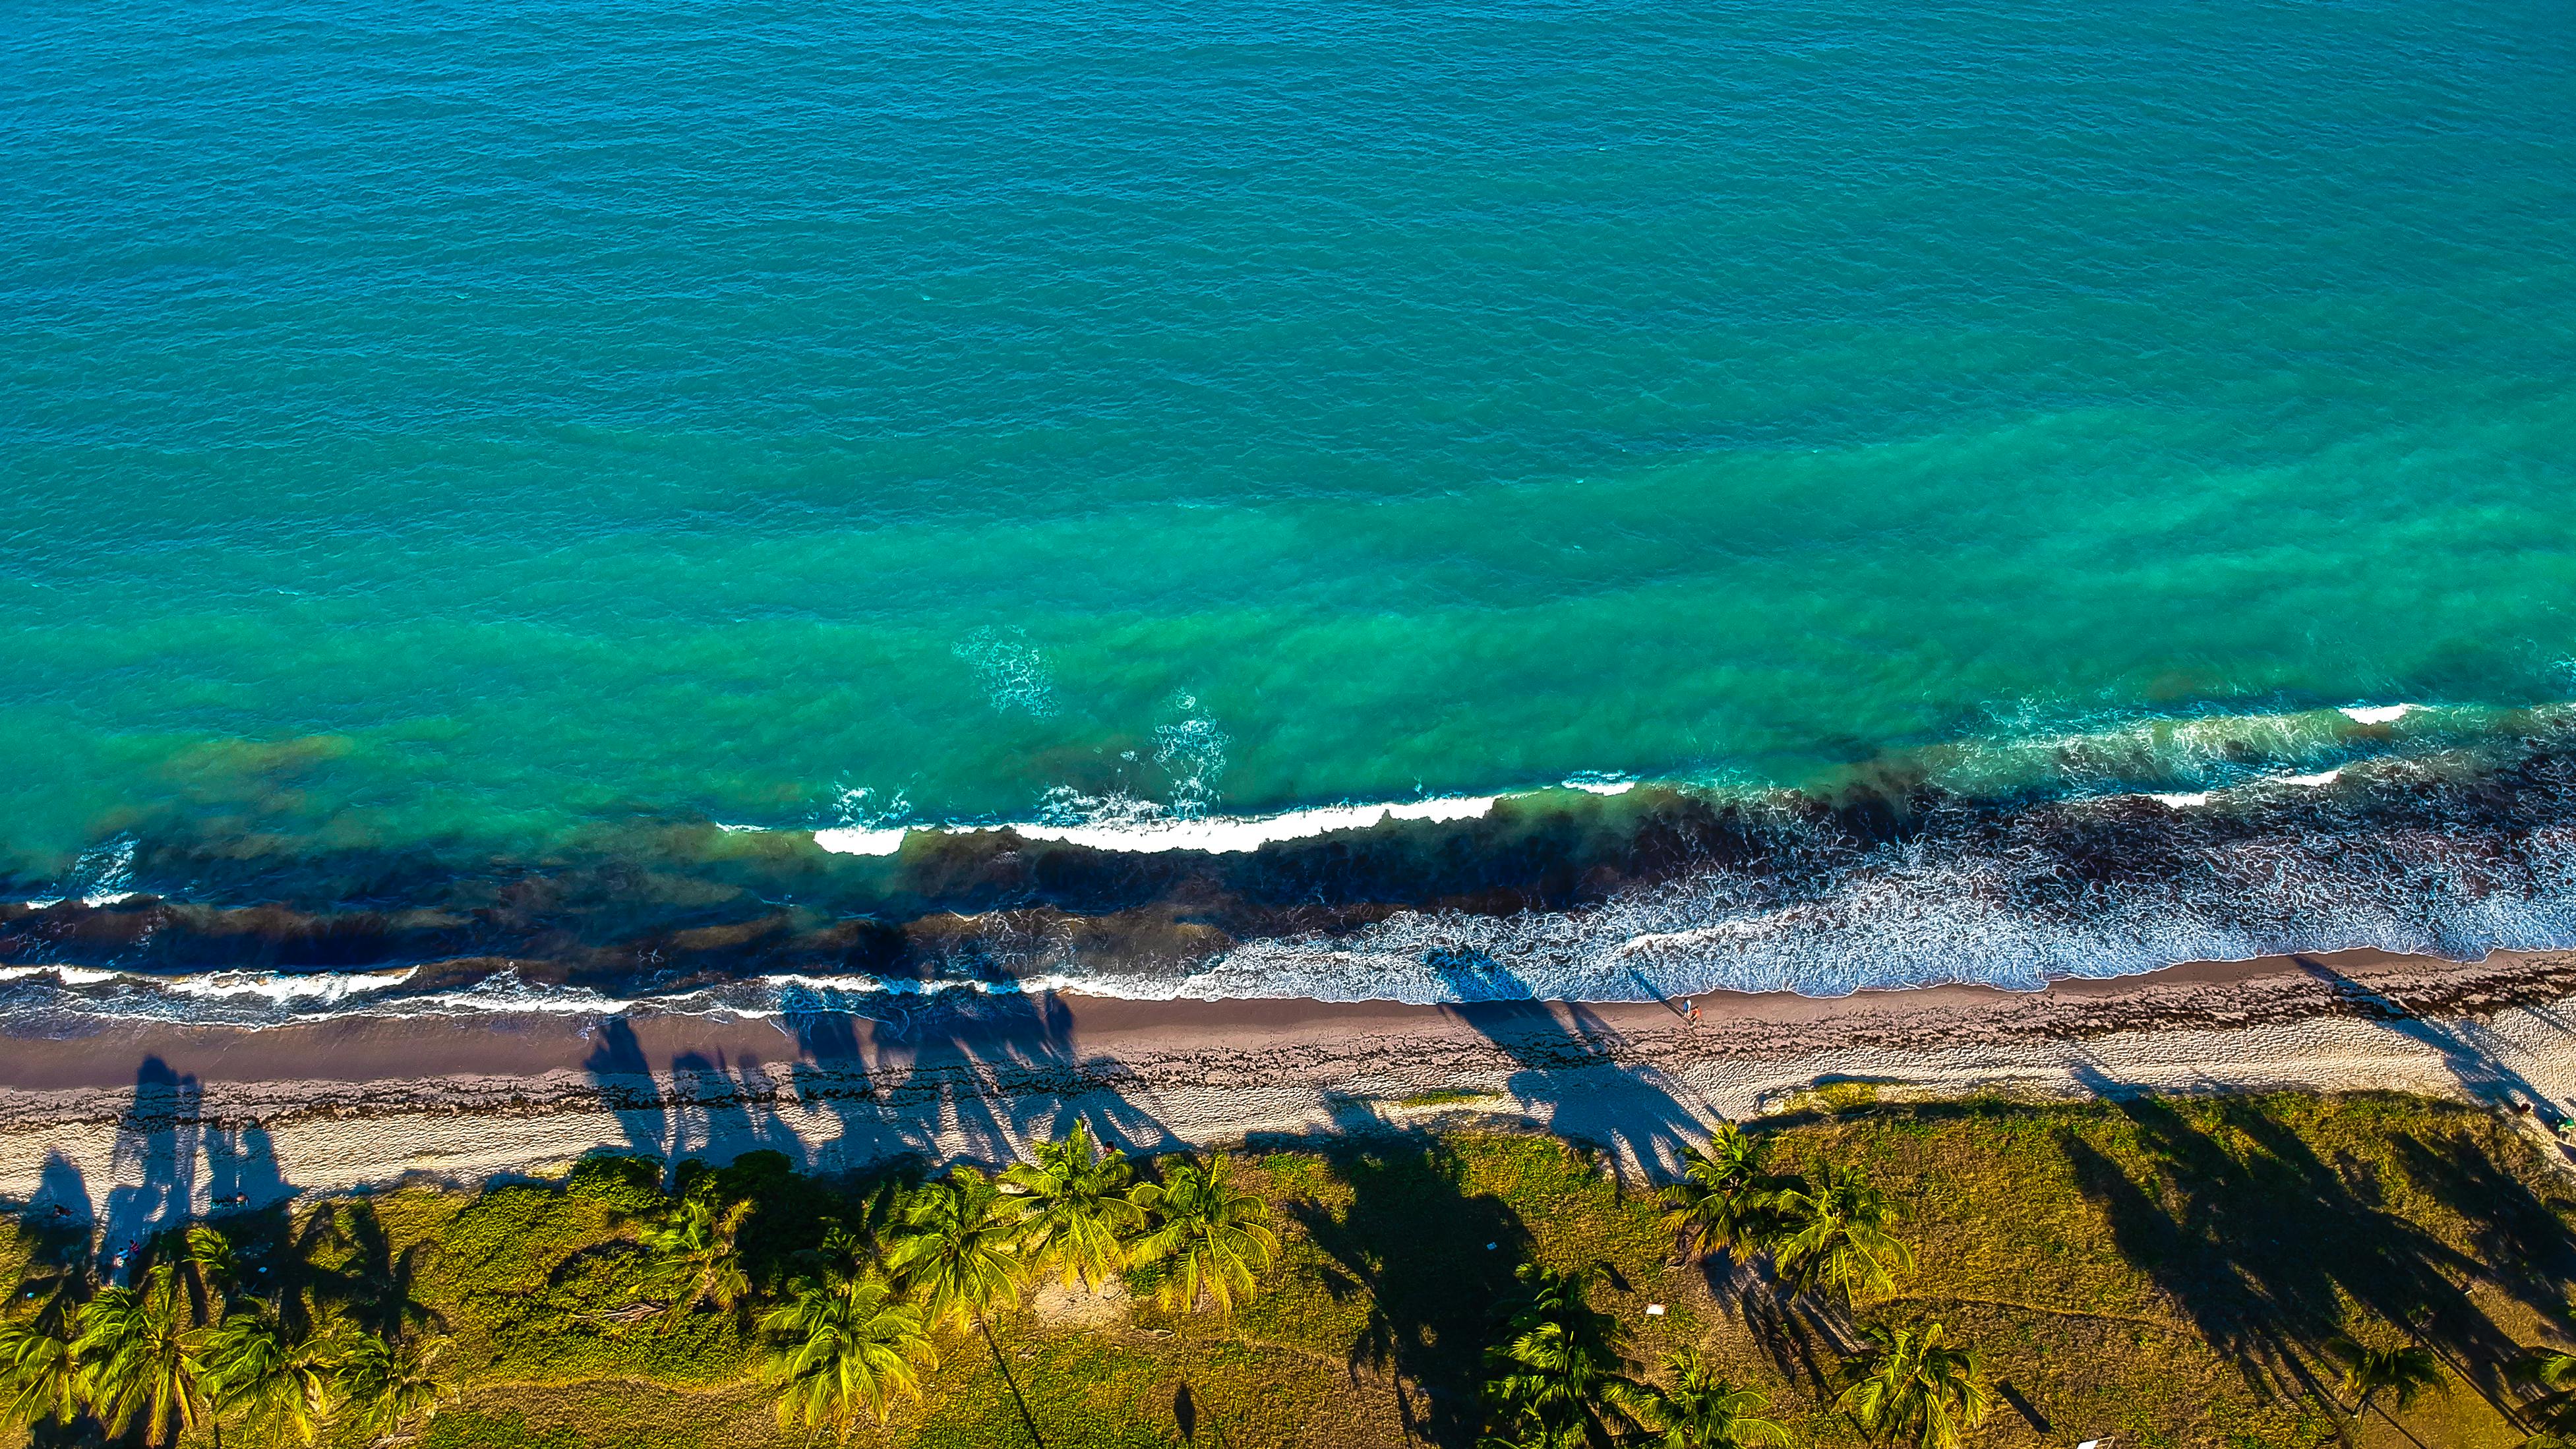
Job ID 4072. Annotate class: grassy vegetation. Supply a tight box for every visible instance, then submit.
[11,1090,2576,1446]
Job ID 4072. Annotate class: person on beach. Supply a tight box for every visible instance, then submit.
[1683,997,1701,1025]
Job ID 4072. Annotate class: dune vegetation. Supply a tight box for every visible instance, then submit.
[8,1090,2576,1448]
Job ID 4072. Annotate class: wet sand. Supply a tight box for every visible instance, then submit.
[9,948,2576,1235]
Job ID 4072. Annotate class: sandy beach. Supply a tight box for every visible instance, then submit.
[11,948,2576,1249]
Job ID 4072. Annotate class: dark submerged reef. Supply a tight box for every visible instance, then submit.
[5,719,2576,1007]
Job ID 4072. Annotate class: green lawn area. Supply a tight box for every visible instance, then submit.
[11,1090,2576,1448]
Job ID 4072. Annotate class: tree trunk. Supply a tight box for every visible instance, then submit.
[2370,1396,2434,1449]
[975,1309,1046,1449]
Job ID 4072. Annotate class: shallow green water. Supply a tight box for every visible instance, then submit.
[5,0,2573,876]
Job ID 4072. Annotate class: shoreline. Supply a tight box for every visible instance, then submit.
[18,717,2576,1013]
[10,949,2576,1237]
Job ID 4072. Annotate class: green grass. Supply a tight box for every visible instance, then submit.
[1393,1090,1489,1109]
[10,1091,2576,1448]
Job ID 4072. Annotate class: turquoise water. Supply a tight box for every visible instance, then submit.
[5,0,2575,936]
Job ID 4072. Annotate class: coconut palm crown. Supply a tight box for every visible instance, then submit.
[887,1166,1028,1334]
[1479,1262,1642,1449]
[759,1268,936,1440]
[1002,1119,1145,1292]
[2516,1347,2576,1437]
[1767,1163,1915,1306]
[1628,1346,1792,1449]
[2325,1335,2441,1419]
[1659,1125,1778,1264]
[1836,1319,1992,1449]
[0,1313,82,1433]
[1128,1158,1280,1315]
[644,1189,756,1320]
[73,1262,212,1446]
[336,1329,451,1442]
[888,1167,1046,1447]
[201,1305,335,1446]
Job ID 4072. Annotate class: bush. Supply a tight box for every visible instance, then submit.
[565,1153,669,1217]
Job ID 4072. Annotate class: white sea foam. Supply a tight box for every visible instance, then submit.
[17,710,2576,1026]
[953,628,1060,717]
[76,837,139,905]
[799,781,1510,857]
[813,826,909,856]
[2341,704,2418,724]
[158,967,419,1004]
[1563,773,1637,796]
[813,785,913,854]
[402,970,645,1017]
[0,964,423,1026]
[957,795,1501,854]
[0,966,126,987]
[1152,705,1229,819]
[750,970,1093,1005]
[1127,812,2576,1005]
[20,796,2576,1023]
[18,837,146,908]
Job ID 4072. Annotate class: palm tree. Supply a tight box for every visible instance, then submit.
[2325,1336,2440,1443]
[73,1262,211,1447]
[1128,1158,1279,1315]
[1835,1320,1992,1449]
[2514,1347,2576,1438]
[644,1189,756,1321]
[1627,1347,1793,1448]
[759,1267,937,1441]
[1659,1125,1777,1264]
[1480,1263,1641,1449]
[1003,1120,1145,1292]
[0,1312,83,1434]
[336,1329,450,1443]
[6,1212,92,1334]
[175,1226,236,1326]
[817,1177,913,1278]
[888,1166,1040,1446]
[202,1305,334,1446]
[1767,1164,1915,1307]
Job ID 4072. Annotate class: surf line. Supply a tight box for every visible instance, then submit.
[813,794,1504,857]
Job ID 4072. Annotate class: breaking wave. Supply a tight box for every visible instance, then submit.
[7,700,2576,1025]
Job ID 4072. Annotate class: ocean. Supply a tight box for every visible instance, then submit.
[5,0,2574,1022]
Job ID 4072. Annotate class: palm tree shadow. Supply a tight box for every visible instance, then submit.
[794,986,1178,1175]
[1702,1250,1838,1402]
[2291,954,2566,1119]
[9,1164,96,1336]
[202,1122,292,1212]
[100,1057,200,1272]
[305,1200,444,1345]
[1280,1125,1534,1445]
[2058,1075,2530,1419]
[576,982,1172,1189]
[581,1015,667,1160]
[1425,949,1712,1181]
